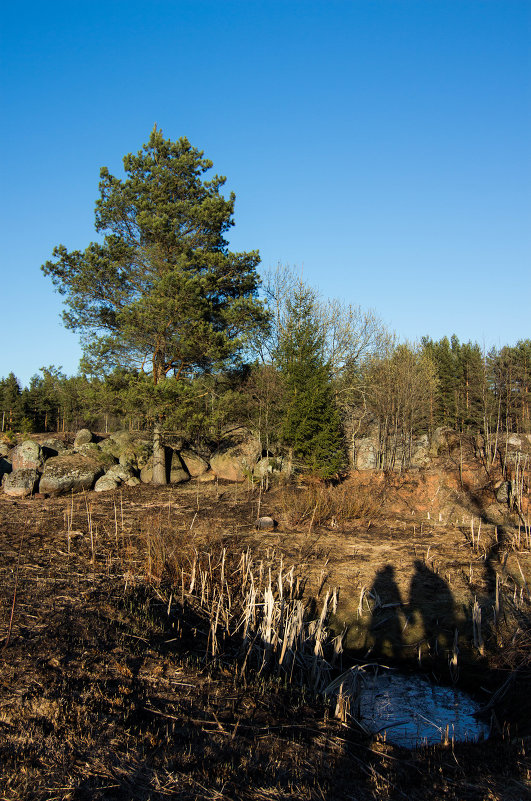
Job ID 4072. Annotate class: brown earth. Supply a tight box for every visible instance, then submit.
[0,458,529,800]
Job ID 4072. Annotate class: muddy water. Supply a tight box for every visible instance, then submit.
[355,670,490,748]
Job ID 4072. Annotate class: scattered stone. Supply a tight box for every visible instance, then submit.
[495,481,511,504]
[125,476,141,487]
[3,468,40,498]
[256,516,277,530]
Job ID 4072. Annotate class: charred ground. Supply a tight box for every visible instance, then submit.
[0,462,529,800]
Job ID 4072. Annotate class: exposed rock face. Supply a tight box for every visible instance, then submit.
[73,428,94,449]
[428,427,461,458]
[180,449,209,477]
[11,441,44,471]
[3,468,39,498]
[410,435,430,468]
[210,428,262,482]
[39,453,103,496]
[354,437,379,470]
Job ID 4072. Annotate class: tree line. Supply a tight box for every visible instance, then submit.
[2,130,529,478]
[2,310,529,476]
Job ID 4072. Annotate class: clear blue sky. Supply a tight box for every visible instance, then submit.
[1,0,529,387]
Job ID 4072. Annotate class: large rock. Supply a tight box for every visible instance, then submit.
[41,438,67,458]
[94,474,120,492]
[169,451,190,484]
[3,468,39,498]
[11,440,44,471]
[140,451,190,484]
[73,428,94,449]
[253,455,289,478]
[75,442,117,469]
[0,442,11,458]
[105,463,136,483]
[39,453,103,496]
[180,449,209,477]
[495,481,511,504]
[100,432,151,469]
[210,428,262,482]
[429,427,461,457]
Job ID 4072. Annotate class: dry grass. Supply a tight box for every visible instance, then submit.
[279,483,379,528]
[0,479,529,800]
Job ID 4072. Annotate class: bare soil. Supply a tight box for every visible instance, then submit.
[0,464,529,800]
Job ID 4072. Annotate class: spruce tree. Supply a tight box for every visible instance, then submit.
[275,282,346,478]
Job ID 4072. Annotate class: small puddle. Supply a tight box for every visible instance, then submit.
[353,670,490,748]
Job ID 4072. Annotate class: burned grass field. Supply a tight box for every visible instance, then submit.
[0,477,529,800]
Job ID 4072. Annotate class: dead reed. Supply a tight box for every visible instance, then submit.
[280,483,379,528]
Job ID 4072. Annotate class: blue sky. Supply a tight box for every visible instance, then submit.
[1,0,529,387]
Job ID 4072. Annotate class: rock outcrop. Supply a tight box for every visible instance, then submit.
[210,428,262,482]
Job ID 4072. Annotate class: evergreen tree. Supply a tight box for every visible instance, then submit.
[1,373,23,430]
[275,282,346,478]
[42,128,267,481]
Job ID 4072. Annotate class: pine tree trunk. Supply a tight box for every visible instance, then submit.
[152,423,167,485]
